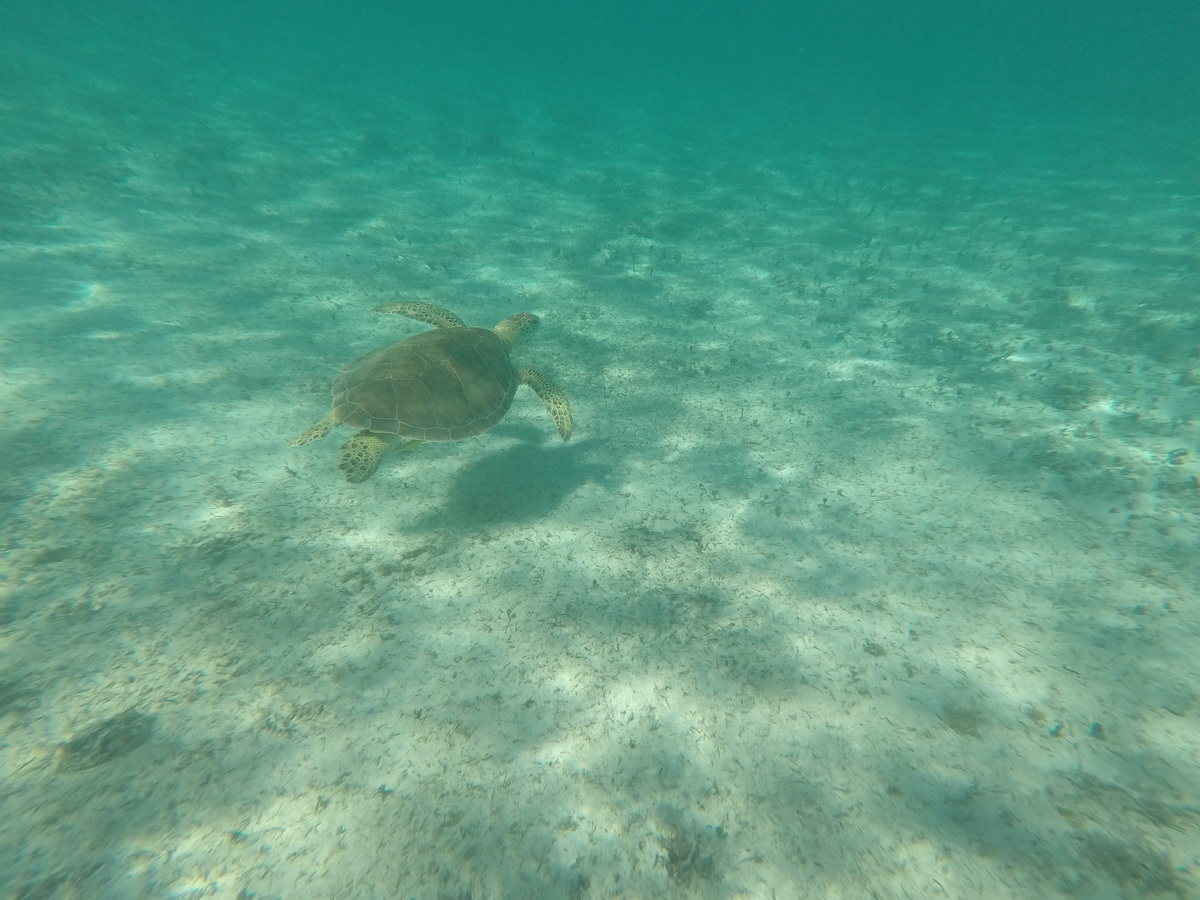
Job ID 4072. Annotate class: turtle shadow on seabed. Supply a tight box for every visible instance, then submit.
[402,433,608,532]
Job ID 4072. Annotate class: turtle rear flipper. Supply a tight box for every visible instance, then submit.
[519,367,573,441]
[292,411,339,446]
[338,432,421,483]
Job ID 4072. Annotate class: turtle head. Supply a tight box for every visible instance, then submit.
[493,312,540,350]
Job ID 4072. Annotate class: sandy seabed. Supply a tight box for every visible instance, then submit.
[2,32,1199,900]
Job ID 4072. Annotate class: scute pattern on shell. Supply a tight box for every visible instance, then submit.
[332,326,517,442]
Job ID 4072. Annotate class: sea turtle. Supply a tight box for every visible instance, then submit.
[291,301,572,482]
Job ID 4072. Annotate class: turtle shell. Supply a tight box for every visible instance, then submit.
[331,326,517,442]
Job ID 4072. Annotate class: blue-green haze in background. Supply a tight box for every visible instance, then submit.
[3,1,1200,897]
[8,0,1200,119]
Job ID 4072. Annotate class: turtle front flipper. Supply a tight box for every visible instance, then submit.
[373,301,465,329]
[292,411,339,446]
[518,367,573,441]
[339,432,421,482]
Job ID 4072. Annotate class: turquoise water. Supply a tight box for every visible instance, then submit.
[2,2,1198,898]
